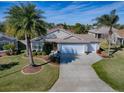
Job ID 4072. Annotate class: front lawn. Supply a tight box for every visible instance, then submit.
[92,49,124,91]
[0,55,59,91]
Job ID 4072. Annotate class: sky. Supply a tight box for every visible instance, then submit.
[0,1,124,25]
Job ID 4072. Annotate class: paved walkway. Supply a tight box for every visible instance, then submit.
[50,53,114,92]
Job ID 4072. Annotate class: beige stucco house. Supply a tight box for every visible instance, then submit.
[89,26,124,45]
[31,28,100,55]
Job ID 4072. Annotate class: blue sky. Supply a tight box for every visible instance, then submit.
[0,1,124,25]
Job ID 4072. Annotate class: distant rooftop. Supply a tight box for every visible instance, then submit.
[89,26,118,34]
[116,29,124,38]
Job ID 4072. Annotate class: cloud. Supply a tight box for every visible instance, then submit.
[0,1,124,24]
[44,1,124,24]
[82,1,124,15]
[60,2,90,13]
[44,2,91,15]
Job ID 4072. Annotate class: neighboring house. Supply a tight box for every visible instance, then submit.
[115,29,124,45]
[88,26,118,39]
[88,26,124,45]
[0,33,18,51]
[31,28,100,55]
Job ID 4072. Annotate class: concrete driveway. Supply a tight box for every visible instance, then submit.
[50,53,114,92]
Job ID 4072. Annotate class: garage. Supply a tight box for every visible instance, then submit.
[59,43,99,55]
[58,42,99,63]
[59,43,87,54]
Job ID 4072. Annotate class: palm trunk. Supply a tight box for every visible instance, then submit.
[25,34,29,56]
[108,26,113,56]
[26,35,35,66]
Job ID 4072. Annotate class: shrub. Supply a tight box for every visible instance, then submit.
[20,50,26,53]
[14,50,21,55]
[32,51,37,56]
[33,50,36,52]
[100,39,108,50]
[37,51,42,55]
[3,44,16,55]
[120,44,124,48]
[3,44,16,50]
[42,43,53,55]
[42,51,47,55]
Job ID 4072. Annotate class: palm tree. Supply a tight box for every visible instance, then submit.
[5,3,46,66]
[0,22,5,33]
[95,9,119,56]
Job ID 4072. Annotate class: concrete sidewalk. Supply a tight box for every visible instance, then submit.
[49,53,114,92]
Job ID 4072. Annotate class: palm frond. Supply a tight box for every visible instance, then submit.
[5,2,46,39]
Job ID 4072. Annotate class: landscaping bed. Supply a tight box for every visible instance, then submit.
[22,65,42,74]
[34,55,60,66]
[92,49,124,91]
[0,55,59,91]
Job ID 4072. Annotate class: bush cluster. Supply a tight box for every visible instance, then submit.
[32,50,46,56]
[3,44,18,55]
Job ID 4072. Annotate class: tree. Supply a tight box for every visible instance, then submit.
[113,24,124,29]
[46,23,55,29]
[0,22,5,33]
[95,9,119,56]
[63,23,68,29]
[73,23,89,34]
[5,3,46,66]
[73,23,82,34]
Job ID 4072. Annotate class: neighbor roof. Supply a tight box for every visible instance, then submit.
[116,29,124,38]
[89,26,118,34]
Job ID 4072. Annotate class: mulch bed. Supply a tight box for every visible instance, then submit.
[97,50,109,58]
[21,65,42,75]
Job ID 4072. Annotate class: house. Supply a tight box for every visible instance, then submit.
[88,26,124,45]
[0,33,18,51]
[88,26,118,39]
[115,29,124,45]
[31,28,100,55]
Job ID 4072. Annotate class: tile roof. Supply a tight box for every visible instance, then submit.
[32,28,99,43]
[45,33,99,43]
[116,29,124,38]
[89,26,118,34]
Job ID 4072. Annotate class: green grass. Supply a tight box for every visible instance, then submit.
[0,55,59,91]
[92,49,124,91]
